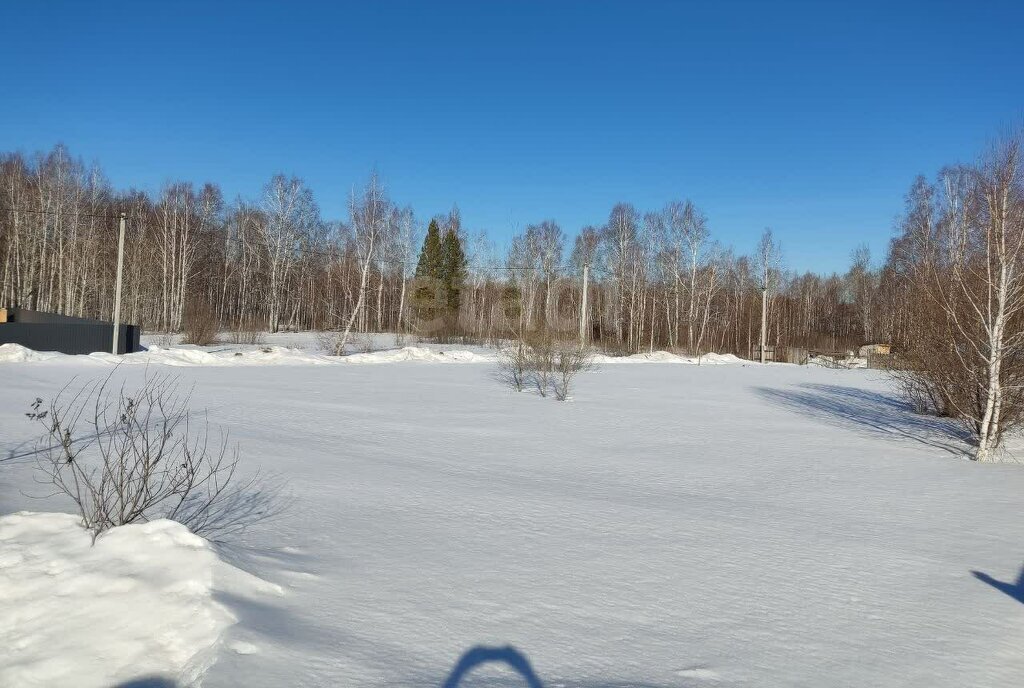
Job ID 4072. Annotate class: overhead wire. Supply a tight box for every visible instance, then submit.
[0,205,590,275]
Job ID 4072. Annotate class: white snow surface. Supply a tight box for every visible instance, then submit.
[0,512,281,688]
[1,335,1023,686]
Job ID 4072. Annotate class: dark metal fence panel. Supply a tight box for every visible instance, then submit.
[0,308,141,354]
[0,323,141,355]
[126,325,140,353]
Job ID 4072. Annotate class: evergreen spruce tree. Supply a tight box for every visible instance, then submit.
[415,219,442,279]
[440,227,467,316]
[412,219,444,323]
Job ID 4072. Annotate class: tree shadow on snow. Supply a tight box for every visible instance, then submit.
[754,383,970,456]
[972,565,1024,605]
[112,678,177,688]
[2,437,41,465]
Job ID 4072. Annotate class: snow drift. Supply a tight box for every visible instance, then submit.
[594,350,744,364]
[0,512,281,688]
[0,341,744,368]
[0,343,63,364]
[0,342,495,367]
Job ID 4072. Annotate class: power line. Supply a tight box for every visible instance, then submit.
[0,205,115,221]
[0,205,586,275]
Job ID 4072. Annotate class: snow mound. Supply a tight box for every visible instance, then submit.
[0,343,496,367]
[0,341,747,368]
[595,350,743,365]
[343,346,494,364]
[0,512,281,688]
[106,345,340,367]
[126,345,494,366]
[698,352,744,364]
[0,343,63,364]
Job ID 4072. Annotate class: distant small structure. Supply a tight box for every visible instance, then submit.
[0,307,141,355]
[858,343,892,357]
[752,343,776,362]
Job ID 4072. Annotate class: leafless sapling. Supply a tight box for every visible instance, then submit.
[27,370,279,541]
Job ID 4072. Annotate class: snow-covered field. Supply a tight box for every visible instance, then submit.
[1,336,1023,687]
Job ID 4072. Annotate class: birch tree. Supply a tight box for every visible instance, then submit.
[896,140,1024,460]
[333,173,395,353]
[260,174,319,332]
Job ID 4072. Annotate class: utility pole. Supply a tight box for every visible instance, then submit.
[579,263,590,346]
[759,283,768,364]
[111,212,126,354]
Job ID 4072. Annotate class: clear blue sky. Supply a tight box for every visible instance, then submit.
[2,0,1021,273]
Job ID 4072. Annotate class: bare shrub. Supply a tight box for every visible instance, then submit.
[352,333,376,353]
[552,343,595,401]
[227,322,266,345]
[317,331,376,355]
[394,331,420,348]
[497,339,530,392]
[26,371,279,541]
[889,329,983,424]
[593,338,633,358]
[182,302,220,345]
[317,330,346,356]
[499,335,592,400]
[151,332,176,347]
[892,370,935,415]
[810,354,853,370]
[525,335,555,397]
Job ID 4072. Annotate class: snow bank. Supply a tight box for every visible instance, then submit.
[0,512,281,688]
[127,345,494,366]
[111,345,340,367]
[0,343,63,364]
[595,350,744,365]
[1,341,747,368]
[0,343,497,367]
[343,345,493,364]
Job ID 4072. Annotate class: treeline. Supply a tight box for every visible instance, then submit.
[2,143,893,355]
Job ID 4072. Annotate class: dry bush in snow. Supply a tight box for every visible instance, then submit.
[886,307,963,419]
[525,336,556,397]
[27,371,280,541]
[497,339,530,392]
[317,331,375,355]
[395,331,418,347]
[552,343,596,401]
[891,365,949,416]
[182,302,220,345]
[151,332,177,347]
[351,333,376,353]
[499,335,593,400]
[227,323,266,345]
[317,330,347,356]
